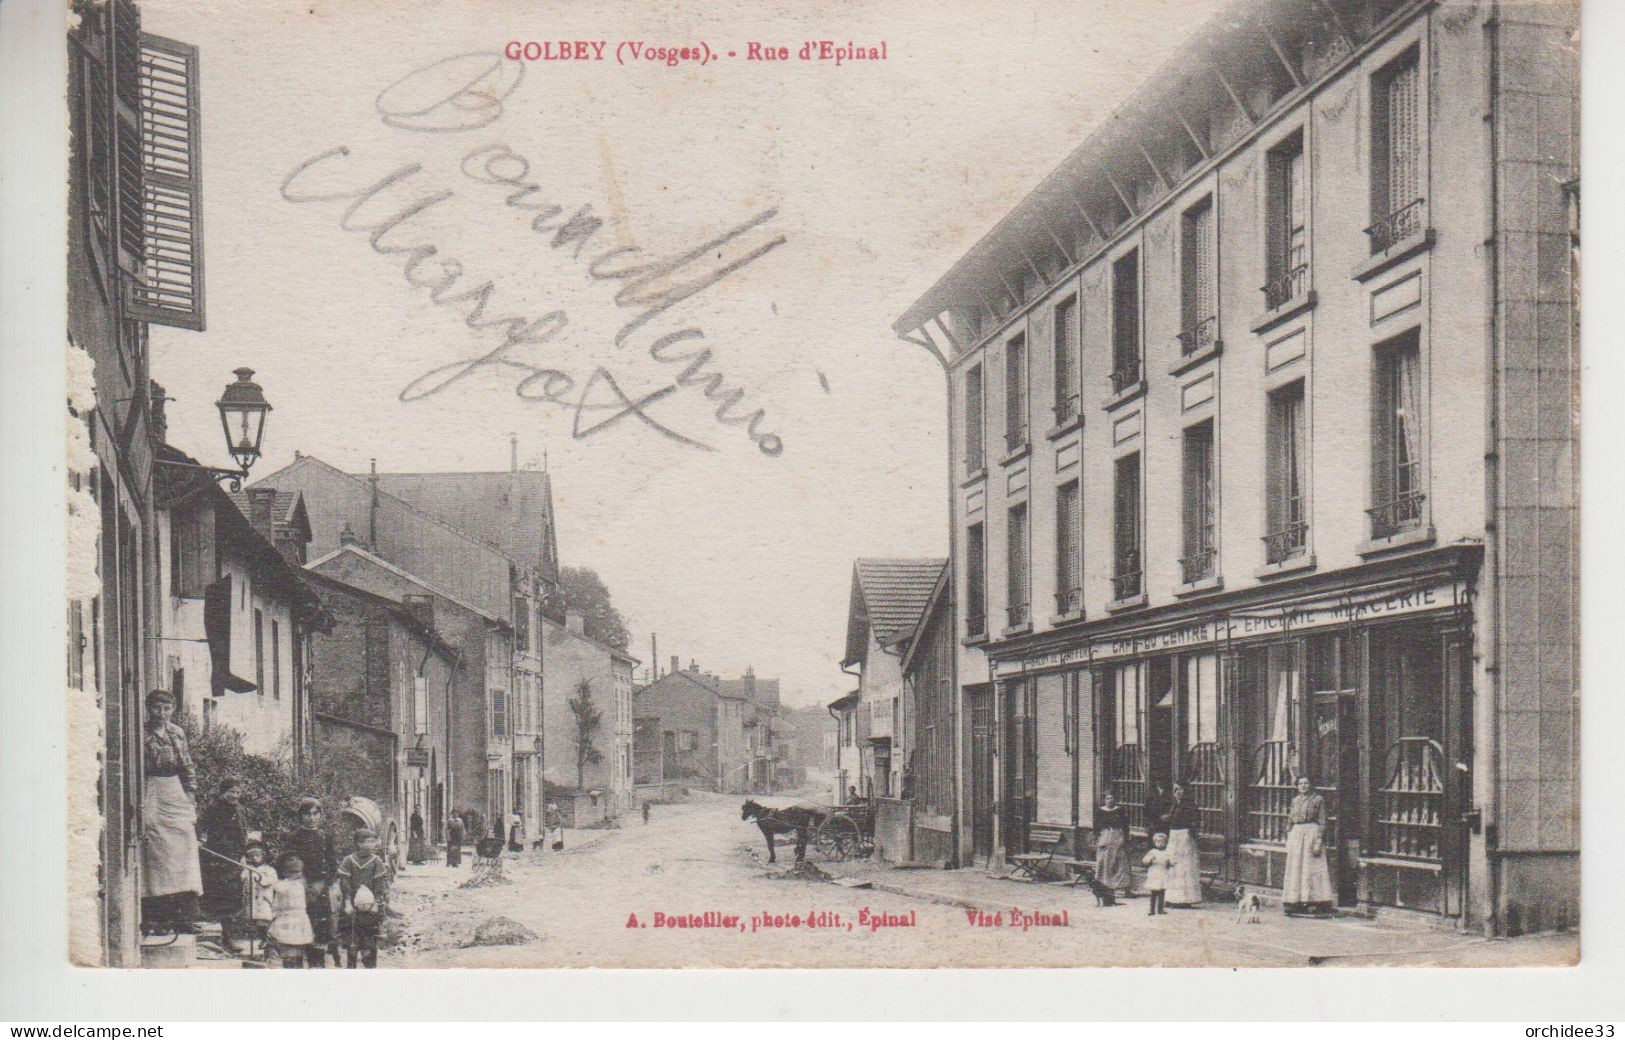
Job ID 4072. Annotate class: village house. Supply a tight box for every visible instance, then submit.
[153,452,326,762]
[66,0,209,963]
[635,658,748,794]
[900,563,957,866]
[892,0,1578,933]
[539,611,639,822]
[842,559,947,799]
[721,669,784,792]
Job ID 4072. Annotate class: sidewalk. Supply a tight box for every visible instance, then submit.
[816,858,1577,967]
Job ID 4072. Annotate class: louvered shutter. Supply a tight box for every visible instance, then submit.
[130,34,205,330]
[1386,58,1419,218]
[112,1,144,277]
[1193,202,1215,323]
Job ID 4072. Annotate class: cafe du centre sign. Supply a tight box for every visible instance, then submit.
[989,579,1470,679]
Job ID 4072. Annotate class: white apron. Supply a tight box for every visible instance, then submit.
[1164,827,1204,905]
[1282,822,1336,905]
[141,774,203,898]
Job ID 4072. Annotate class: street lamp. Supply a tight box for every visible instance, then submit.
[155,368,272,490]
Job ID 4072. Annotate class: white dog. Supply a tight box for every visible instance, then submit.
[1235,886,1263,924]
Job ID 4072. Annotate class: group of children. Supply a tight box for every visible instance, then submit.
[240,798,394,968]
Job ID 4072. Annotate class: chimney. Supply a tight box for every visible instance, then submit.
[148,381,168,444]
[689,659,699,673]
[403,594,434,632]
[340,522,362,548]
[246,487,278,544]
[670,655,680,677]
[565,610,586,635]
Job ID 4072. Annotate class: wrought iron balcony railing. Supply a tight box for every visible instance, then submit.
[1006,601,1030,629]
[1366,492,1425,540]
[1005,426,1028,453]
[1053,392,1080,427]
[1262,263,1308,310]
[965,611,987,638]
[1176,315,1218,356]
[1365,198,1426,254]
[1111,551,1142,600]
[1109,359,1141,395]
[964,449,985,474]
[1262,521,1308,565]
[1179,548,1216,585]
[1054,586,1082,616]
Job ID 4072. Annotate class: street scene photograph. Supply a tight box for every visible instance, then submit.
[56,0,1580,972]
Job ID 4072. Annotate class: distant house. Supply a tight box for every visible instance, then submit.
[539,611,639,818]
[301,569,457,847]
[153,448,325,761]
[634,658,748,794]
[827,691,861,804]
[721,669,783,792]
[842,559,948,798]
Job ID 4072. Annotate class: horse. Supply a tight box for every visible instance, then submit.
[741,800,824,864]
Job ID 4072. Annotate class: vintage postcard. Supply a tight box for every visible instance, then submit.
[62,0,1580,970]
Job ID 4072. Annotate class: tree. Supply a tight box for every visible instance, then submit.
[546,566,631,650]
[568,677,605,791]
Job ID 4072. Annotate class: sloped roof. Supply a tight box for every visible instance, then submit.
[717,675,780,708]
[844,558,948,666]
[355,471,558,581]
[228,489,302,527]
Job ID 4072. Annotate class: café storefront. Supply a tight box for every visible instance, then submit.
[987,546,1480,919]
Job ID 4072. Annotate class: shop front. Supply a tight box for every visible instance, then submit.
[987,547,1480,919]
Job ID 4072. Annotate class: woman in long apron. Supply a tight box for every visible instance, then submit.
[139,690,203,933]
[1282,775,1336,916]
[1093,790,1132,893]
[1163,783,1204,907]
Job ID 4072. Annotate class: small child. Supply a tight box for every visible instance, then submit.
[337,828,393,969]
[268,851,316,968]
[240,840,278,958]
[1142,832,1174,916]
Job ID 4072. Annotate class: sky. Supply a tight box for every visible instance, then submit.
[143,0,1222,707]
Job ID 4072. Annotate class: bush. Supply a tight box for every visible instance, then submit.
[178,709,308,850]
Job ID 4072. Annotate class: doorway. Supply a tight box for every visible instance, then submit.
[967,685,994,862]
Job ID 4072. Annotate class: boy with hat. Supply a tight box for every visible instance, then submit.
[336,828,393,968]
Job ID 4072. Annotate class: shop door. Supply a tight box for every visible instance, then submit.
[1001,679,1037,853]
[1146,658,1175,798]
[968,686,995,861]
[1308,689,1363,906]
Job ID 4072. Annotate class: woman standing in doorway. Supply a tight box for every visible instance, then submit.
[1093,789,1131,894]
[140,690,203,933]
[1282,775,1336,916]
[1163,783,1203,907]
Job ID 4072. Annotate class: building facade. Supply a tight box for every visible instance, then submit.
[539,612,639,816]
[900,566,958,866]
[635,660,749,794]
[893,0,1577,933]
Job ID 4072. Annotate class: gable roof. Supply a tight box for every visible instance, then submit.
[355,470,558,582]
[899,561,952,675]
[844,558,948,667]
[306,542,506,626]
[300,567,459,662]
[228,489,312,542]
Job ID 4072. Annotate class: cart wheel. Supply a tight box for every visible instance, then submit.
[814,815,863,861]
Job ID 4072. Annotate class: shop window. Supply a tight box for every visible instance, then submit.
[965,522,986,637]
[1243,644,1301,843]
[1179,652,1224,838]
[1006,503,1029,629]
[1052,295,1079,424]
[1181,422,1216,583]
[964,363,985,473]
[1179,196,1216,355]
[1370,330,1424,539]
[1264,131,1307,308]
[1106,662,1147,831]
[1110,250,1141,392]
[1264,381,1307,563]
[1005,333,1028,452]
[1055,480,1082,616]
[1369,626,1443,861]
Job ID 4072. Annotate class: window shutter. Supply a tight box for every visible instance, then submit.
[1386,58,1419,217]
[130,34,205,330]
[112,1,144,277]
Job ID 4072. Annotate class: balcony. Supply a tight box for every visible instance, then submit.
[1179,548,1215,586]
[1365,198,1426,255]
[963,449,985,479]
[965,611,987,640]
[1176,316,1218,357]
[1109,359,1141,395]
[1005,601,1030,630]
[1053,392,1080,428]
[1054,586,1083,618]
[1262,521,1308,565]
[1004,426,1029,455]
[1262,264,1308,311]
[1367,492,1425,541]
[1111,553,1142,601]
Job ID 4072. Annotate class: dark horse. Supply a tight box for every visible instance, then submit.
[741,800,824,864]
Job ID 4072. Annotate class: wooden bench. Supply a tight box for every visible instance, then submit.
[1005,825,1066,881]
[1055,856,1097,886]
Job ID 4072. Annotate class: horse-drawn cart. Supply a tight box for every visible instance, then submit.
[811,801,874,861]
[741,799,875,864]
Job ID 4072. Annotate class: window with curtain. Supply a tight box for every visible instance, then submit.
[1371,331,1424,537]
[1265,382,1307,563]
[966,522,986,637]
[1265,132,1306,307]
[1181,422,1216,582]
[964,363,985,472]
[1113,453,1142,598]
[1005,334,1028,451]
[1182,653,1219,748]
[1006,502,1030,628]
[1180,196,1216,353]
[1370,47,1422,250]
[1053,295,1079,423]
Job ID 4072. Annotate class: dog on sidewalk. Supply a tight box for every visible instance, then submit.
[1234,886,1263,924]
[1076,867,1117,907]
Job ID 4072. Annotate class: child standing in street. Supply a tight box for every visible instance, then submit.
[1142,832,1174,916]
[337,828,393,969]
[268,851,316,968]
[241,839,277,960]
[287,798,339,967]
